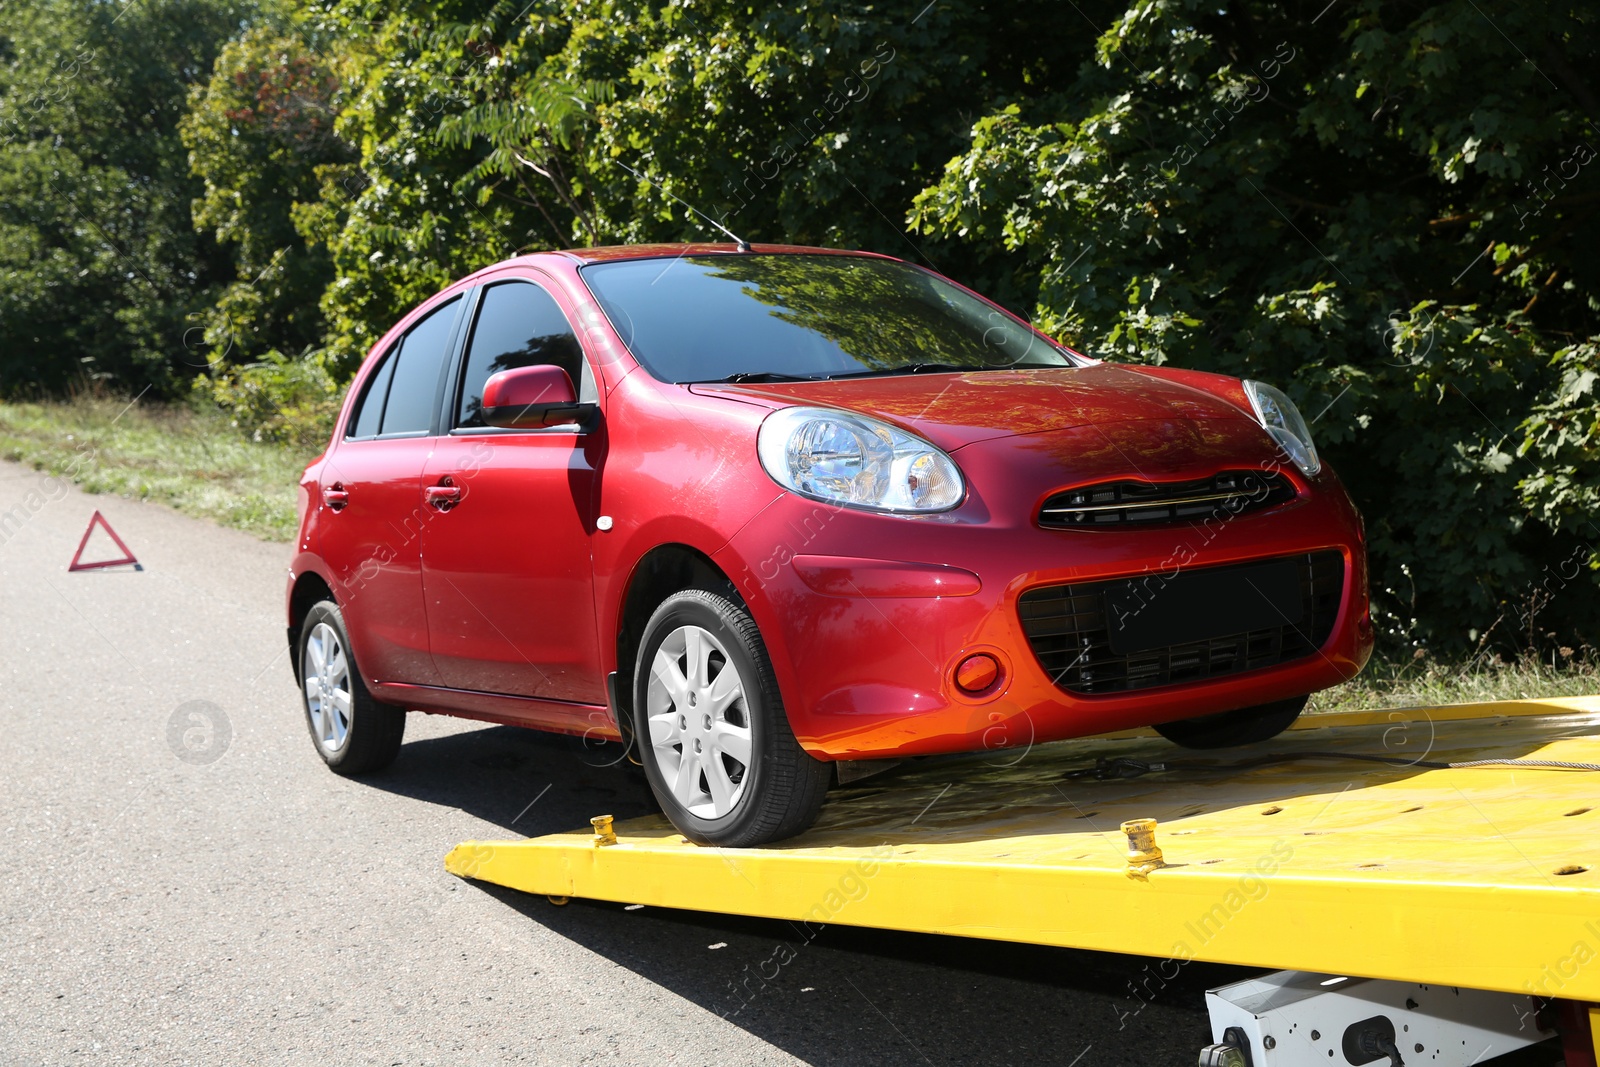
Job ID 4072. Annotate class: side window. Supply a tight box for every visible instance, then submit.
[347,346,396,439]
[380,296,461,436]
[345,296,462,439]
[455,281,585,429]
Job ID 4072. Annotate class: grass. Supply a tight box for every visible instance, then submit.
[0,396,312,541]
[1308,650,1599,714]
[4,394,1596,705]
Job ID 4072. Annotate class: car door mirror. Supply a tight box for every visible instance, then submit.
[481,365,593,428]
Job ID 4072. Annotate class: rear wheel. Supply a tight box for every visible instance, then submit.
[298,600,406,774]
[633,589,829,846]
[1154,695,1308,749]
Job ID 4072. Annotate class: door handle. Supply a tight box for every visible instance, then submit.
[322,483,350,511]
[425,478,462,511]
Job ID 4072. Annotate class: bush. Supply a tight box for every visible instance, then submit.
[201,348,341,451]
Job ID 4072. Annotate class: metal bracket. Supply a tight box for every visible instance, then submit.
[1201,970,1549,1066]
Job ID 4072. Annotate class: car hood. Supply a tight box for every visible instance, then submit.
[687,364,1254,451]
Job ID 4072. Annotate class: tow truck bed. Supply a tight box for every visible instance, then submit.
[446,697,1600,1059]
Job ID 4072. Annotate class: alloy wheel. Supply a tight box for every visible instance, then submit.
[645,624,753,818]
[303,621,353,755]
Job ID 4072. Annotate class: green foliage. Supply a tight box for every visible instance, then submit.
[1520,339,1600,527]
[282,0,1079,368]
[201,347,341,448]
[280,0,579,371]
[181,24,349,366]
[1305,647,1600,716]
[0,0,250,394]
[910,0,1600,651]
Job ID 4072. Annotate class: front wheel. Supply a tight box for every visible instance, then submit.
[1153,695,1308,749]
[633,589,829,846]
[298,600,406,774]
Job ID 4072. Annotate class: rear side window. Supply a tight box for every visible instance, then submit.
[348,349,395,439]
[455,282,585,429]
[348,296,462,438]
[380,296,461,435]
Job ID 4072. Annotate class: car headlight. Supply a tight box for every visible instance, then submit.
[1243,380,1321,476]
[757,406,965,513]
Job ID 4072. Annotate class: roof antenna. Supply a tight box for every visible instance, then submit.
[616,161,752,251]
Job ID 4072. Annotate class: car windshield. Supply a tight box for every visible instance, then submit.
[578,254,1076,383]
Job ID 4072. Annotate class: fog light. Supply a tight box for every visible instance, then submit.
[954,653,1001,693]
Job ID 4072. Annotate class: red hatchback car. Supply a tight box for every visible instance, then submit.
[287,244,1372,845]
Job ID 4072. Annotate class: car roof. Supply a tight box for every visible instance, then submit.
[485,243,900,269]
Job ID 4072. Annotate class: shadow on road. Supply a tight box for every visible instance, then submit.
[369,721,658,836]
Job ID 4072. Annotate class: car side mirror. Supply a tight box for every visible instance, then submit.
[481,365,594,429]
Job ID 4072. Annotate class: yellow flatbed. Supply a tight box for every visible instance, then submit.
[447,697,1600,1007]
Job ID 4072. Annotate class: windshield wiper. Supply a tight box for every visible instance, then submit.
[697,371,819,383]
[832,360,1076,378]
[705,361,1070,385]
[708,371,825,383]
[825,362,975,379]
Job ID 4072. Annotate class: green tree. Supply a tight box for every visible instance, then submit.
[288,0,1088,369]
[551,0,1085,305]
[910,0,1600,651]
[181,24,349,365]
[286,0,588,371]
[0,0,252,394]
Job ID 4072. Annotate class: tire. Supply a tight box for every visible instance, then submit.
[1153,695,1308,750]
[298,600,406,774]
[632,589,829,846]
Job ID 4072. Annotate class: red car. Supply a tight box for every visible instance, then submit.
[287,244,1372,846]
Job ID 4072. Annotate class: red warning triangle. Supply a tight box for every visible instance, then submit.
[68,510,140,572]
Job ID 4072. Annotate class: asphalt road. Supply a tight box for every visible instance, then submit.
[0,459,1558,1067]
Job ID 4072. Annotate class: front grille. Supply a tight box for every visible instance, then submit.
[1018,551,1344,695]
[1038,470,1296,529]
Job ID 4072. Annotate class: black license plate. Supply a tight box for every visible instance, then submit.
[1103,559,1304,655]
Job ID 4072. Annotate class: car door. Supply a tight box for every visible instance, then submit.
[419,275,606,707]
[318,294,464,686]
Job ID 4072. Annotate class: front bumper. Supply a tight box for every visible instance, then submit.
[713,458,1371,761]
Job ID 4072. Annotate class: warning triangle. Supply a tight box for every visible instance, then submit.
[68,510,141,572]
